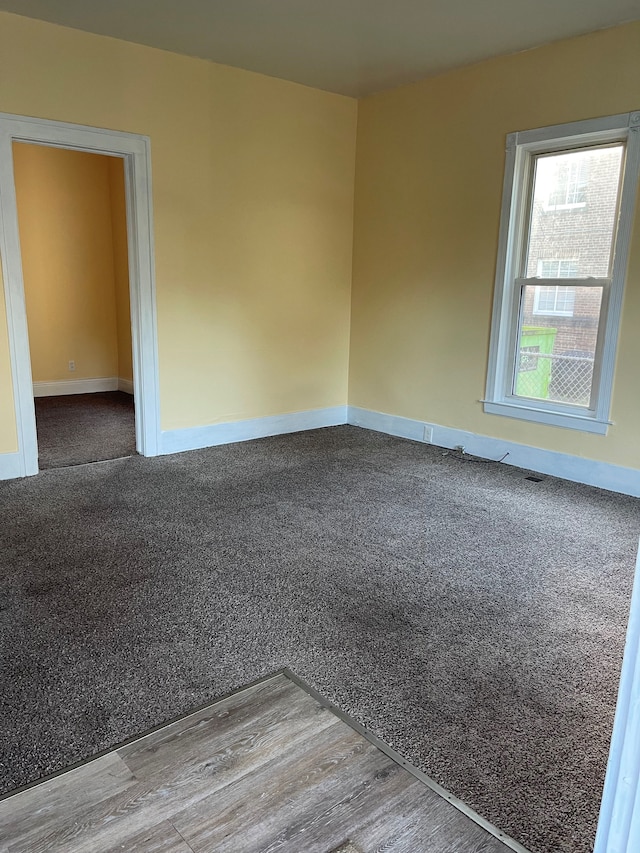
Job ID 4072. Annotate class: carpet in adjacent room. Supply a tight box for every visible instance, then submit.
[34,390,136,469]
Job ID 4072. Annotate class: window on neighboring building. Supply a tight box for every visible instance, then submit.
[484,112,640,434]
[533,285,576,316]
[533,261,578,316]
[537,259,579,279]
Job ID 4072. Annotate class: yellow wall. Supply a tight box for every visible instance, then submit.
[350,21,640,470]
[108,156,133,384]
[2,11,638,474]
[13,143,131,385]
[0,11,357,450]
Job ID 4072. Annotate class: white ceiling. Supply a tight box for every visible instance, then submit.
[1,0,639,97]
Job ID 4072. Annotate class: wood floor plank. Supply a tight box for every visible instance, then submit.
[348,777,509,853]
[244,737,509,853]
[118,675,294,764]
[172,722,407,852]
[0,752,135,848]
[254,747,422,853]
[0,674,519,853]
[119,675,320,780]
[6,684,340,853]
[102,820,195,853]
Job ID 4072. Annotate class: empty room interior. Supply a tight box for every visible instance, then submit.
[0,4,639,853]
[13,142,136,469]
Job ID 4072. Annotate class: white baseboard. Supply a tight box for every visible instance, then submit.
[348,406,640,498]
[33,377,119,397]
[0,450,25,480]
[159,406,348,455]
[118,378,134,395]
[5,396,637,496]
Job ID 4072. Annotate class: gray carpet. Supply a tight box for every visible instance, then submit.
[0,426,638,853]
[34,391,136,469]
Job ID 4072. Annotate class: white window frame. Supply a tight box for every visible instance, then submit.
[484,111,640,435]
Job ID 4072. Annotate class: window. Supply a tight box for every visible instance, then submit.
[545,155,589,209]
[533,285,576,316]
[537,259,579,278]
[533,261,578,316]
[484,112,640,434]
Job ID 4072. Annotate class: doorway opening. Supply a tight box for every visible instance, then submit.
[0,113,160,477]
[13,143,136,469]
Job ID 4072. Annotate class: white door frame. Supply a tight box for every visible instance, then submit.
[595,541,640,853]
[0,113,160,475]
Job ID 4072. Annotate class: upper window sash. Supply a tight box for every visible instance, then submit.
[484,111,640,435]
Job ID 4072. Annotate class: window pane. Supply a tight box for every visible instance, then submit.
[525,145,624,279]
[514,284,603,407]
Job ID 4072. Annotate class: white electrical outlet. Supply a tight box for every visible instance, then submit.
[68,360,76,372]
[423,425,433,443]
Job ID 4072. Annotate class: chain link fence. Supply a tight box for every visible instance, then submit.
[517,350,595,406]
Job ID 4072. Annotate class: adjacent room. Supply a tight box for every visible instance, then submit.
[0,4,639,853]
[13,143,136,468]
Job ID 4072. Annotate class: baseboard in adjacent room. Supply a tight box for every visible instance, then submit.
[347,406,640,498]
[33,377,119,397]
[118,378,134,395]
[159,406,348,455]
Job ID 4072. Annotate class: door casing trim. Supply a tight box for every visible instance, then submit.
[0,112,161,475]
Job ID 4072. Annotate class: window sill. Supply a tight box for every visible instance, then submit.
[482,399,610,434]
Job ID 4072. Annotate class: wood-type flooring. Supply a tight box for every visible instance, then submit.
[0,672,524,853]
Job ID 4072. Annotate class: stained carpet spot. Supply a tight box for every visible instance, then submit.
[330,843,362,853]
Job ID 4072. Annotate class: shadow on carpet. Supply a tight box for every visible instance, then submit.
[1,425,638,853]
[34,391,136,469]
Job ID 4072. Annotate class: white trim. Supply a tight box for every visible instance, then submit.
[158,403,640,496]
[482,400,610,435]
[515,112,636,147]
[595,541,640,853]
[599,119,640,424]
[0,450,24,481]
[118,378,134,395]
[33,377,119,397]
[159,406,348,455]
[484,110,640,434]
[347,407,640,497]
[0,112,161,476]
